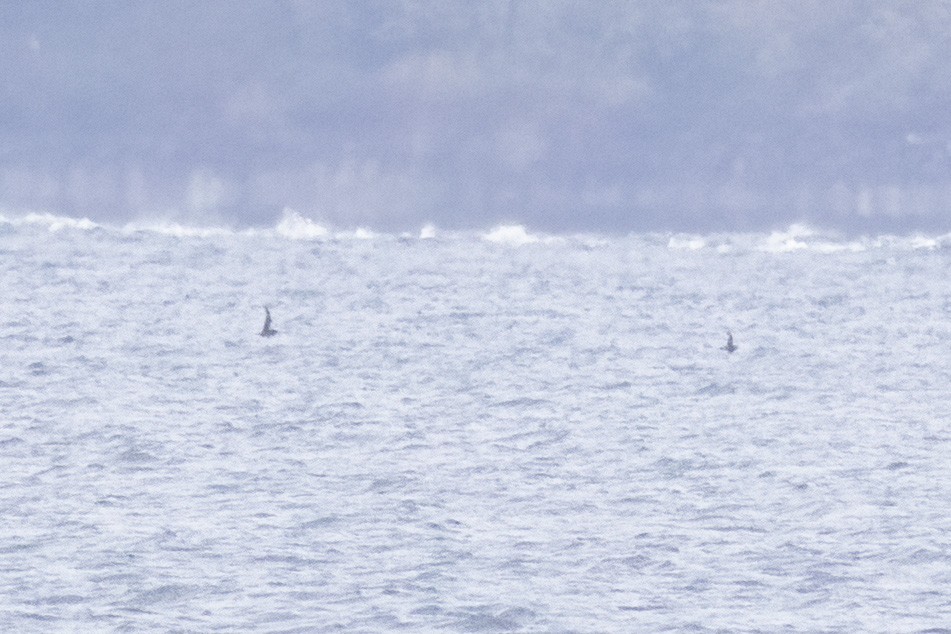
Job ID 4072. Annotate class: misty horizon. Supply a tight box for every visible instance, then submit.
[3,1,951,234]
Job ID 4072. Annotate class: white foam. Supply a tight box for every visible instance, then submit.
[122,221,232,238]
[760,224,815,252]
[483,224,540,246]
[274,208,329,240]
[352,227,376,240]
[9,211,99,231]
[667,235,706,250]
[1,209,950,254]
[812,240,866,254]
[909,235,938,250]
[323,227,379,240]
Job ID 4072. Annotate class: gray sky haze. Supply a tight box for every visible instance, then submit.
[3,1,951,233]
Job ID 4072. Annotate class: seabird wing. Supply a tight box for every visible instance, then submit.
[261,306,276,336]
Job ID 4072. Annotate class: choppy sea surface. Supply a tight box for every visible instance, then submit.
[1,212,949,632]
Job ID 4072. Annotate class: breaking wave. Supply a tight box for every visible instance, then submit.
[0,211,99,232]
[274,208,330,240]
[1,209,950,252]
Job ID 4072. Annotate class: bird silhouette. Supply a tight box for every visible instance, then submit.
[260,306,277,337]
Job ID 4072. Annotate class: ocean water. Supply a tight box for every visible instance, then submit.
[1,213,949,632]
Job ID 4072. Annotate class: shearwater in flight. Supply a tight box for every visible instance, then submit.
[722,331,737,353]
[260,306,277,337]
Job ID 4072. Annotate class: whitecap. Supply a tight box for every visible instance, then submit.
[483,224,540,245]
[122,221,231,238]
[330,227,379,240]
[17,212,98,231]
[909,235,938,250]
[812,240,866,254]
[760,224,814,252]
[274,208,329,240]
[667,235,706,250]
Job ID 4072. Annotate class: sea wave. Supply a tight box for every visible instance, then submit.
[0,210,99,231]
[2,202,948,632]
[667,224,950,253]
[1,209,950,252]
[482,224,564,246]
[274,208,330,240]
[122,221,233,239]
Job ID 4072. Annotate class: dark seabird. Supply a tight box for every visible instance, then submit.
[722,331,737,353]
[260,306,277,337]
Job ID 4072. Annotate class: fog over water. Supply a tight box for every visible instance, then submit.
[3,1,951,233]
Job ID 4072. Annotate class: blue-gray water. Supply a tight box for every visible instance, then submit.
[1,215,949,632]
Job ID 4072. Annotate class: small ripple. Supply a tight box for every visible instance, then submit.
[28,361,50,376]
[491,397,551,408]
[299,516,340,530]
[253,554,325,567]
[118,448,158,464]
[886,461,910,471]
[619,603,665,612]
[29,594,86,606]
[366,475,414,493]
[15,612,59,622]
[449,605,536,633]
[0,541,41,554]
[697,382,735,396]
[131,584,195,606]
